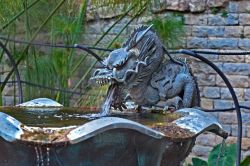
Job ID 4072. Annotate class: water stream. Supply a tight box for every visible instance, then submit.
[216,138,226,166]
[34,146,51,166]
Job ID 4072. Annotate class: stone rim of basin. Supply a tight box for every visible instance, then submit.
[16,98,63,108]
[0,98,228,145]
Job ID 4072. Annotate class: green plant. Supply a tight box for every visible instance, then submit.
[0,0,87,106]
[241,156,250,166]
[149,15,185,49]
[211,7,220,15]
[188,143,240,166]
[221,9,228,18]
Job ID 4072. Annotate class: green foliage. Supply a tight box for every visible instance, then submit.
[221,10,228,18]
[149,15,185,49]
[0,0,23,24]
[24,54,57,99]
[211,7,220,15]
[188,143,237,166]
[0,0,87,106]
[91,0,148,10]
[241,156,250,166]
[188,158,208,166]
[208,143,236,166]
[210,7,228,18]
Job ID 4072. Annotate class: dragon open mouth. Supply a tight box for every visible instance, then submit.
[91,75,112,86]
[90,68,114,86]
[91,56,148,86]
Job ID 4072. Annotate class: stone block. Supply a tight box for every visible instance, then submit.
[214,135,224,145]
[218,112,237,124]
[208,14,238,26]
[242,113,250,125]
[227,14,239,25]
[179,0,190,11]
[216,75,249,88]
[243,26,250,38]
[191,61,221,74]
[203,87,220,99]
[165,0,179,11]
[192,26,224,37]
[197,73,216,86]
[221,88,244,100]
[192,26,206,37]
[208,14,226,26]
[189,0,206,12]
[225,136,237,144]
[96,5,124,19]
[222,63,250,76]
[207,0,229,8]
[232,125,246,137]
[245,89,250,100]
[196,133,217,146]
[239,39,250,50]
[224,26,243,38]
[184,25,192,36]
[207,38,238,49]
[151,0,165,13]
[192,145,213,157]
[247,126,250,137]
[184,14,207,25]
[86,9,95,21]
[237,1,250,13]
[242,138,250,150]
[219,54,245,63]
[200,98,214,109]
[151,0,180,12]
[187,37,208,48]
[214,99,234,109]
[227,1,239,13]
[239,14,250,25]
[246,55,250,63]
[240,101,250,113]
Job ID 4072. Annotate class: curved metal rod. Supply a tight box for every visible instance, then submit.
[74,44,104,63]
[0,40,23,103]
[176,49,242,166]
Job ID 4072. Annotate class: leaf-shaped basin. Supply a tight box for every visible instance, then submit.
[0,103,227,166]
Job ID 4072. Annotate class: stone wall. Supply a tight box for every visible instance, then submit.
[84,0,250,161]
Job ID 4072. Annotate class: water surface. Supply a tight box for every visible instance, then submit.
[0,107,180,128]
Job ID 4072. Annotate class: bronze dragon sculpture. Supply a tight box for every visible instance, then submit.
[90,25,200,116]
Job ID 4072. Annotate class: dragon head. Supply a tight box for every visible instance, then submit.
[91,25,164,87]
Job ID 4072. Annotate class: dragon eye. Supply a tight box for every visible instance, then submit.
[114,59,128,70]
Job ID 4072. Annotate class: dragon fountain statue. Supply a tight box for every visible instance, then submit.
[91,25,200,116]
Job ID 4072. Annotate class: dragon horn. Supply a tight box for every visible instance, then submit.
[135,24,153,44]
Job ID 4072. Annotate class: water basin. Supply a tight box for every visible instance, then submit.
[0,99,227,166]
